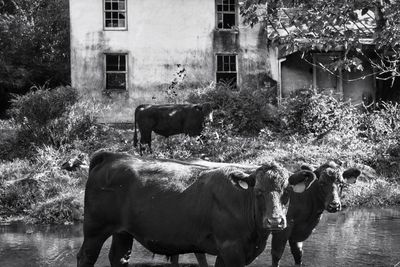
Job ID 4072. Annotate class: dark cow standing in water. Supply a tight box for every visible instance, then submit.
[270,161,361,267]
[77,151,314,267]
[133,103,213,155]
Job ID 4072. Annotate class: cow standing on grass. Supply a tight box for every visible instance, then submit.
[133,103,213,155]
[270,161,361,267]
[77,151,314,267]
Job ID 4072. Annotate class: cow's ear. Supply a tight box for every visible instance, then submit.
[229,171,254,190]
[300,165,314,172]
[343,168,361,184]
[289,170,316,193]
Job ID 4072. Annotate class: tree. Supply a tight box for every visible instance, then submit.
[0,0,70,116]
[240,0,400,85]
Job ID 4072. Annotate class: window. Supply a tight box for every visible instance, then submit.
[104,0,127,29]
[105,54,127,90]
[216,0,236,29]
[216,54,237,88]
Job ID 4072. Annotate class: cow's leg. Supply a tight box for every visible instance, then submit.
[215,242,245,267]
[77,231,110,267]
[108,232,134,267]
[271,231,289,267]
[170,255,179,267]
[195,253,209,267]
[289,240,303,266]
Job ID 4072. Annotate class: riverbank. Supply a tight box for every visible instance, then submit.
[1,122,399,225]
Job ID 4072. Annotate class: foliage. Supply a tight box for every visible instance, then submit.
[0,0,70,115]
[0,145,87,222]
[187,83,278,134]
[279,88,359,136]
[240,0,400,80]
[10,86,103,147]
[29,193,83,224]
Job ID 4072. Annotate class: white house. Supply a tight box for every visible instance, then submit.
[69,0,274,122]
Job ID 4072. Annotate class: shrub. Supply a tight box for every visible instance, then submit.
[187,83,278,134]
[10,86,79,127]
[29,193,83,224]
[9,86,103,147]
[279,88,360,137]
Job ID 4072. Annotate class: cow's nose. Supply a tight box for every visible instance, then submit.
[266,217,286,229]
[328,201,341,212]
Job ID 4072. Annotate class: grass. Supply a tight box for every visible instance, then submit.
[0,120,399,225]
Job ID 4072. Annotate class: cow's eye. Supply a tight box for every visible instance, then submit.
[281,191,290,204]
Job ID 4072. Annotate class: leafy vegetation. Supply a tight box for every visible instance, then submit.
[0,85,399,224]
[0,0,70,116]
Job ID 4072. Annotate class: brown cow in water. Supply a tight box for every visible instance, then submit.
[133,103,213,155]
[270,161,361,267]
[77,151,314,267]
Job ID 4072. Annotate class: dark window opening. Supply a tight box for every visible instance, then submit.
[105,54,127,90]
[216,54,237,88]
[216,0,236,29]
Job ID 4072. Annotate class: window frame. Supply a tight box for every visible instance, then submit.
[104,53,128,91]
[103,0,128,31]
[215,53,238,88]
[215,0,238,30]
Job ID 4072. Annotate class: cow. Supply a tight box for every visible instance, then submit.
[270,161,361,267]
[77,151,314,267]
[133,103,213,155]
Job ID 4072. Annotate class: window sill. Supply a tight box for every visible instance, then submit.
[214,28,239,34]
[103,27,128,31]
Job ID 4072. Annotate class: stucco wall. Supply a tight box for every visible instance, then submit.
[70,0,271,122]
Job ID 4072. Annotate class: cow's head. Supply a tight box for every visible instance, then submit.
[302,161,361,213]
[230,163,315,231]
[196,102,213,122]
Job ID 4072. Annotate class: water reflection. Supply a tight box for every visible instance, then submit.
[0,208,399,267]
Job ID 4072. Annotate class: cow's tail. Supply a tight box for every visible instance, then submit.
[133,107,139,147]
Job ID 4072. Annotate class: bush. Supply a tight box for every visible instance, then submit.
[279,88,360,137]
[187,83,278,134]
[9,86,103,147]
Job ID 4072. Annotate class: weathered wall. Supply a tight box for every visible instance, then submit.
[70,0,271,122]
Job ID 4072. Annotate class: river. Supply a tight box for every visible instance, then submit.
[1,208,399,267]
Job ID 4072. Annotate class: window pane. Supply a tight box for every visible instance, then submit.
[217,13,223,29]
[106,73,126,90]
[223,13,235,28]
[217,5,223,11]
[230,56,236,71]
[224,61,230,71]
[105,2,111,10]
[112,12,118,19]
[112,2,118,10]
[119,55,126,71]
[105,19,112,27]
[229,0,235,5]
[229,3,235,12]
[118,12,125,19]
[217,56,223,71]
[118,1,125,10]
[223,4,229,11]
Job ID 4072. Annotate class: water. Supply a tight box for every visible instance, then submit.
[1,208,399,267]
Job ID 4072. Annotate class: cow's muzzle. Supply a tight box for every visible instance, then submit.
[327,201,341,213]
[265,217,287,231]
